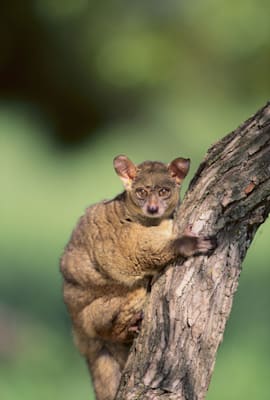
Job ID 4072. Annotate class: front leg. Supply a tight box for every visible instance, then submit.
[175,234,216,257]
[93,219,215,285]
[134,219,215,273]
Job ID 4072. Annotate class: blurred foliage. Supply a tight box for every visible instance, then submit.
[1,0,270,399]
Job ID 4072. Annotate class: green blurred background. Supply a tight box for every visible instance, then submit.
[1,1,270,399]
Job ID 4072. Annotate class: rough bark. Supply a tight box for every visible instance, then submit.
[116,102,270,400]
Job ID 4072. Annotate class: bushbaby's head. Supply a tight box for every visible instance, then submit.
[113,155,190,221]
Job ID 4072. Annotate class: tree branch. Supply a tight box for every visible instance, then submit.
[116,102,270,400]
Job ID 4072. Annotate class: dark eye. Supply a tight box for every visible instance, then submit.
[159,188,171,198]
[135,188,148,199]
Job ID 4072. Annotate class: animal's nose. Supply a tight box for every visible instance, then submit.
[147,205,159,214]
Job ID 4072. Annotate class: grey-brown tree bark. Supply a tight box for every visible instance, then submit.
[116,102,270,400]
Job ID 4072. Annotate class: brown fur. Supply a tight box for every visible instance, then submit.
[60,156,213,400]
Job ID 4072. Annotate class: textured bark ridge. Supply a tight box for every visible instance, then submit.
[116,102,270,400]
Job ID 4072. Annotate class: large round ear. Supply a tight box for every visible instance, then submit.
[113,155,137,189]
[168,157,190,185]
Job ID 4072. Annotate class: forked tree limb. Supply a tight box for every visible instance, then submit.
[116,102,270,400]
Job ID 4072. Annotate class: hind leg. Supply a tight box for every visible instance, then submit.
[79,286,147,343]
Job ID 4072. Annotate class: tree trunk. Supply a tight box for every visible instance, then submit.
[116,102,270,400]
